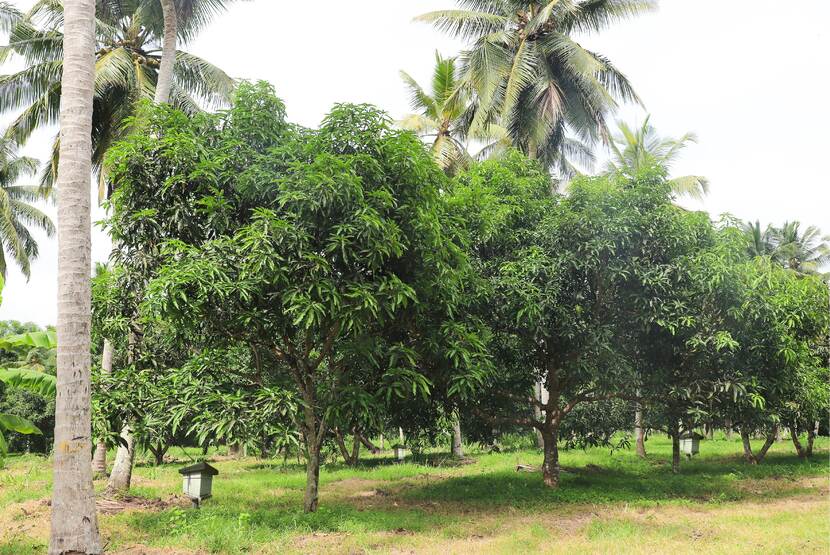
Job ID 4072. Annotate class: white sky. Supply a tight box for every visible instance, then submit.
[2,0,829,326]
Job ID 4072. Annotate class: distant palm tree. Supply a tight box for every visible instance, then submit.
[400,52,474,174]
[741,220,829,277]
[741,220,777,259]
[416,0,653,174]
[0,138,53,278]
[606,116,709,200]
[151,0,247,105]
[0,0,234,196]
[774,221,830,276]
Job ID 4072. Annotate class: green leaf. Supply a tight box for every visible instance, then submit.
[0,413,42,435]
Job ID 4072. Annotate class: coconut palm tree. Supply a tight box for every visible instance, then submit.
[742,220,777,259]
[48,0,103,550]
[0,0,234,197]
[400,52,474,174]
[416,0,653,174]
[773,221,830,276]
[151,0,245,104]
[606,116,710,200]
[0,138,53,278]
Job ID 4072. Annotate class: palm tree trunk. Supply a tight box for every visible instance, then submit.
[154,0,178,104]
[49,0,102,552]
[91,338,112,476]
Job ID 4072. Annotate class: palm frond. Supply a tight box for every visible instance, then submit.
[414,10,508,41]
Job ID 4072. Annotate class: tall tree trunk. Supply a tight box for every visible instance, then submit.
[451,413,464,458]
[107,425,135,492]
[541,425,560,487]
[634,403,646,458]
[671,426,681,474]
[91,338,112,476]
[154,0,178,104]
[725,419,733,440]
[49,0,103,551]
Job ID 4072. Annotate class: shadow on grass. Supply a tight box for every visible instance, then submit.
[115,447,827,553]
[403,450,827,508]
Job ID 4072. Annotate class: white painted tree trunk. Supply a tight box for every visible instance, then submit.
[533,381,547,449]
[154,0,178,105]
[49,0,102,552]
[107,424,135,492]
[451,413,464,458]
[91,338,112,476]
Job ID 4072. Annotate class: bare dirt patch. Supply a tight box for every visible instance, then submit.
[97,493,190,514]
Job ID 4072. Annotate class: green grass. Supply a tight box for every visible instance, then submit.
[1,434,827,554]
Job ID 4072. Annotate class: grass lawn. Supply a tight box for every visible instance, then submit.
[1,435,827,554]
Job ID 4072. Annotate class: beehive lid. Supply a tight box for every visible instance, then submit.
[679,431,705,440]
[178,461,219,476]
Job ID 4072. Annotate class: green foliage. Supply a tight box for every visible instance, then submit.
[0,138,52,278]
[0,323,56,456]
[606,115,709,200]
[105,83,484,508]
[0,0,235,193]
[417,0,654,175]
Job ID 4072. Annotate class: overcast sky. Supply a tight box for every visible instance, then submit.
[2,0,828,326]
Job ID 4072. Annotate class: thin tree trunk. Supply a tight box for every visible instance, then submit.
[49,0,103,551]
[350,430,361,465]
[107,331,137,493]
[541,425,560,487]
[107,425,135,492]
[91,338,113,476]
[671,427,680,474]
[725,419,733,440]
[807,422,818,457]
[755,427,777,462]
[228,442,241,458]
[451,413,464,458]
[740,429,757,464]
[533,381,545,449]
[791,427,806,458]
[742,427,776,464]
[634,403,646,458]
[333,428,351,464]
[154,0,178,104]
[357,432,380,454]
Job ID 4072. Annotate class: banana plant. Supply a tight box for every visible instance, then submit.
[0,330,57,458]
